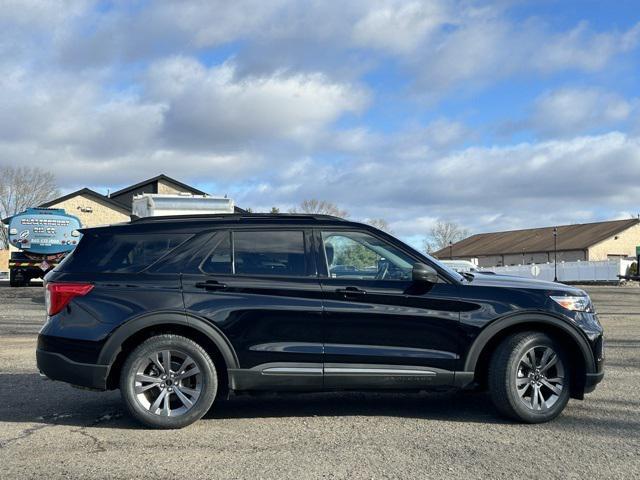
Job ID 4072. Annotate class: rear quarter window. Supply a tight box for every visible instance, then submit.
[62,232,190,273]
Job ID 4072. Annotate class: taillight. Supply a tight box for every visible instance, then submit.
[46,283,94,316]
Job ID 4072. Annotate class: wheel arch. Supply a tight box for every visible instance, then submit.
[464,313,595,398]
[100,312,239,391]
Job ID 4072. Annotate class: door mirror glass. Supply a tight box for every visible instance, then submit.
[412,263,438,284]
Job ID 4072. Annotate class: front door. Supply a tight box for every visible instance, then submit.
[181,228,324,391]
[317,229,463,389]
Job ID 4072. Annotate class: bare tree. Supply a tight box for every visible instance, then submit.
[424,220,470,254]
[290,199,349,218]
[0,166,59,248]
[365,218,391,233]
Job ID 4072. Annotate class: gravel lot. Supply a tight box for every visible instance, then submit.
[0,284,638,479]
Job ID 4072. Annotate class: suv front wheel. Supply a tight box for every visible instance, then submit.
[120,334,218,429]
[488,331,570,423]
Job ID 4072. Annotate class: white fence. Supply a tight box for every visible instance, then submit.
[481,259,634,283]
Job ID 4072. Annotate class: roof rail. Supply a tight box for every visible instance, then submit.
[130,213,348,223]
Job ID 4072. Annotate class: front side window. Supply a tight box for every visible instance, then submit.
[322,231,414,281]
[233,230,307,277]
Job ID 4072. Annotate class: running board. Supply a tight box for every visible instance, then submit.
[229,363,454,391]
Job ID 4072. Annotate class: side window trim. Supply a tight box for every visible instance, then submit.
[230,230,236,275]
[197,231,232,275]
[143,233,195,272]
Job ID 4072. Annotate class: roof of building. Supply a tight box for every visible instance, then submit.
[37,174,247,215]
[39,188,131,214]
[435,218,640,258]
[109,174,207,198]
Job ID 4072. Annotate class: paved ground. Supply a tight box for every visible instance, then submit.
[0,284,638,479]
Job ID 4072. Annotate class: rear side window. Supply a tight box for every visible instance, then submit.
[233,230,306,277]
[200,232,232,274]
[64,233,189,273]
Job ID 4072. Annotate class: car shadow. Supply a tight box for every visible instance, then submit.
[206,390,502,424]
[1,373,507,430]
[3,373,638,439]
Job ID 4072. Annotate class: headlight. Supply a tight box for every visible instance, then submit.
[550,295,593,312]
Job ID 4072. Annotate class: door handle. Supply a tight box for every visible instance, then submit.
[335,286,367,297]
[194,280,228,291]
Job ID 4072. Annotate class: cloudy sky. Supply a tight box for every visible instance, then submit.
[2,0,640,247]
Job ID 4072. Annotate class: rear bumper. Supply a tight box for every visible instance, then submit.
[36,348,108,390]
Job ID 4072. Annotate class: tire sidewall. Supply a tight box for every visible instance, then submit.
[120,335,217,429]
[505,334,570,423]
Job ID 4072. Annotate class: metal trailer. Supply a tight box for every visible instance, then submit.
[132,193,235,218]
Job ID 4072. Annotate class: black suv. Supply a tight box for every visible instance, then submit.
[37,214,604,428]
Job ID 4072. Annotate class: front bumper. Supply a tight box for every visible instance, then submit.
[36,348,109,390]
[584,371,605,394]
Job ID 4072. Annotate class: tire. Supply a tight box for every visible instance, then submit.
[9,269,25,287]
[488,331,570,423]
[120,334,218,429]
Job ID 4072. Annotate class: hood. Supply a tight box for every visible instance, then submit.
[467,272,586,295]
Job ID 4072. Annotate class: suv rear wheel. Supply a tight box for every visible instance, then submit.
[120,334,218,429]
[488,331,570,423]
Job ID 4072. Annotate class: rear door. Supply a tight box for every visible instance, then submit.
[180,228,324,391]
[316,228,463,389]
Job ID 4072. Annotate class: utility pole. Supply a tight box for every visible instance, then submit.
[553,227,558,282]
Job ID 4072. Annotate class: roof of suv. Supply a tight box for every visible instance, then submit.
[131,213,347,224]
[82,213,366,235]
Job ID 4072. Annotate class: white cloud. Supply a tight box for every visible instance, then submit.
[0,53,369,187]
[412,16,640,96]
[528,87,634,137]
[237,132,640,236]
[2,0,640,243]
[145,57,369,150]
[530,22,631,73]
[54,0,287,67]
[0,66,163,157]
[352,0,452,54]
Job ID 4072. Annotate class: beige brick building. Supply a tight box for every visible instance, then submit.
[435,218,640,267]
[38,174,218,229]
[39,188,131,228]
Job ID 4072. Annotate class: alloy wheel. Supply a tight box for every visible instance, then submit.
[133,349,203,417]
[515,345,565,412]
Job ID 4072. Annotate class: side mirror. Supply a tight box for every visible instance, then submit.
[412,262,438,284]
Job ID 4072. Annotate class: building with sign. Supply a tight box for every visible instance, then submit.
[0,174,245,272]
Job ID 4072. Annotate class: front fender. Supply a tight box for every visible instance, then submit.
[462,312,596,374]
